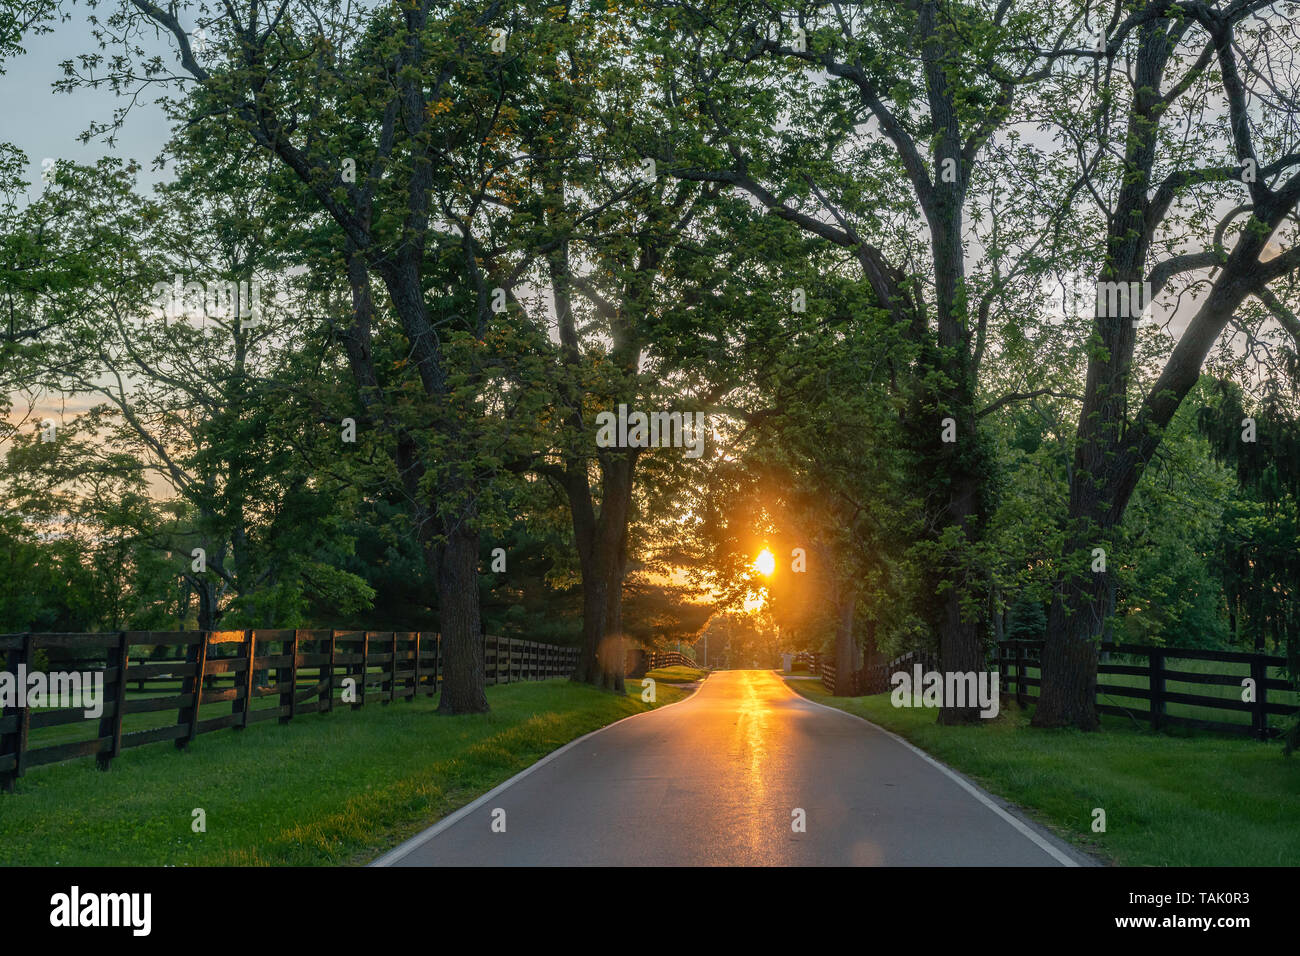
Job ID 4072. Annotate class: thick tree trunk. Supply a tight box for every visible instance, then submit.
[937,593,985,724]
[435,517,488,715]
[926,164,990,722]
[1033,367,1128,731]
[600,550,628,694]
[935,408,990,724]
[569,452,635,692]
[832,592,857,696]
[1035,563,1106,730]
[195,576,215,631]
[571,563,607,684]
[1035,21,1183,730]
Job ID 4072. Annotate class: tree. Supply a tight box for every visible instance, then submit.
[71,0,583,712]
[1034,0,1300,729]
[664,0,1088,719]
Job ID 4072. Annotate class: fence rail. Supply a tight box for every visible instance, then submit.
[0,630,578,790]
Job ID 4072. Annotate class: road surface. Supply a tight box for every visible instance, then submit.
[374,669,1089,866]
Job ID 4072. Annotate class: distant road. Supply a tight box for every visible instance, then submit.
[374,670,1091,866]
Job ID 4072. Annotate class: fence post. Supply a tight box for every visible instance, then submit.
[177,632,209,748]
[1,633,35,791]
[413,633,422,701]
[997,642,1007,701]
[235,631,255,728]
[435,633,442,694]
[354,633,369,710]
[1250,655,1268,741]
[387,632,397,704]
[96,631,130,771]
[324,630,337,713]
[280,630,300,724]
[1014,644,1024,708]
[1149,649,1165,732]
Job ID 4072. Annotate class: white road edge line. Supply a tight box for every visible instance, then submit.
[368,676,705,867]
[788,680,1084,868]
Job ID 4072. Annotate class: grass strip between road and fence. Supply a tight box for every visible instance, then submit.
[785,676,1300,867]
[0,678,686,866]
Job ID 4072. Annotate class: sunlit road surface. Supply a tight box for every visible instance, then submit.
[377,670,1087,867]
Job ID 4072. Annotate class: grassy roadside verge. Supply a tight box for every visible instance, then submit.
[0,678,687,866]
[785,676,1300,866]
[642,665,708,683]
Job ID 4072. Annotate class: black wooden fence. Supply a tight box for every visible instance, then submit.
[996,639,1293,740]
[0,629,579,790]
[816,639,1295,740]
[820,649,939,695]
[646,650,700,671]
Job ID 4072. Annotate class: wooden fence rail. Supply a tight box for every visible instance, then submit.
[816,639,1294,740]
[0,630,579,790]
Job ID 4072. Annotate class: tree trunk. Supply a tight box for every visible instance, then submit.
[1034,563,1107,730]
[937,592,985,724]
[936,420,989,724]
[435,517,488,715]
[570,451,635,692]
[833,592,857,696]
[601,530,628,694]
[571,561,607,685]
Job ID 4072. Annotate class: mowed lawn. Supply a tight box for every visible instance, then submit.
[787,677,1300,867]
[641,665,708,683]
[0,679,686,867]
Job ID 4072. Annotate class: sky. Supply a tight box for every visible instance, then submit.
[1,3,175,193]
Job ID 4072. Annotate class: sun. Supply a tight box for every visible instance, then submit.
[754,547,776,577]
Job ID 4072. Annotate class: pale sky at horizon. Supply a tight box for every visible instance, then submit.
[1,3,175,193]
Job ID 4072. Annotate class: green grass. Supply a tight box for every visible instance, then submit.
[786,677,1300,866]
[641,665,708,683]
[0,678,686,866]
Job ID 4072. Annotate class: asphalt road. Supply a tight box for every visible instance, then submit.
[374,669,1090,867]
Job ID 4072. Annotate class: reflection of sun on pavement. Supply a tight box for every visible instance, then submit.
[735,671,772,860]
